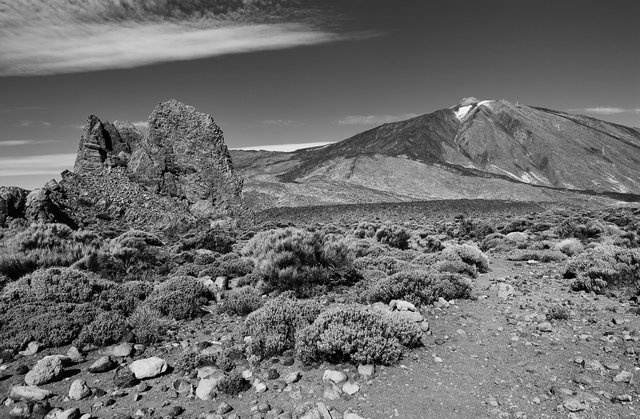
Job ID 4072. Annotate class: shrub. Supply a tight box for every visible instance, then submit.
[547,304,571,321]
[178,229,235,253]
[0,302,97,351]
[365,269,473,306]
[480,233,509,252]
[220,286,263,316]
[506,250,566,262]
[76,310,127,347]
[219,256,254,278]
[565,245,640,293]
[128,305,170,345]
[555,238,584,256]
[441,244,489,273]
[216,372,250,395]
[296,304,422,365]
[146,276,211,320]
[175,351,218,373]
[458,218,495,240]
[375,224,411,250]
[556,217,604,242]
[501,218,533,234]
[433,259,477,278]
[1,267,111,304]
[410,232,444,253]
[243,293,323,360]
[241,228,358,296]
[353,256,414,276]
[353,222,380,239]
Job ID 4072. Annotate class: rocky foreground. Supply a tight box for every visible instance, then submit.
[1,250,640,419]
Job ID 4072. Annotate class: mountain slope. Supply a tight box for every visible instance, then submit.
[232,98,640,209]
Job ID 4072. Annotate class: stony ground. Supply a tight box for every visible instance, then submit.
[2,253,640,419]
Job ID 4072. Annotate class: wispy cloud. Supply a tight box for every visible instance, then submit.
[0,153,75,177]
[232,142,334,152]
[337,113,420,125]
[567,107,640,115]
[14,120,51,127]
[262,119,299,126]
[131,121,148,129]
[0,1,355,77]
[0,139,57,147]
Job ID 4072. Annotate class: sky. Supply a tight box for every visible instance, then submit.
[1,0,639,189]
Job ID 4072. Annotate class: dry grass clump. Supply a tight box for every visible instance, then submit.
[441,244,490,273]
[507,249,566,262]
[555,238,584,256]
[565,245,640,294]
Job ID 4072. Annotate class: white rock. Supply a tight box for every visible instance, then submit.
[10,386,53,401]
[103,342,133,358]
[196,372,225,401]
[197,366,221,379]
[323,383,341,400]
[128,356,167,379]
[390,300,416,312]
[506,232,527,242]
[25,355,63,386]
[68,379,91,400]
[322,369,347,384]
[56,407,81,419]
[254,380,267,393]
[18,341,40,356]
[342,381,360,395]
[358,364,375,378]
[344,412,366,419]
[284,371,302,384]
[66,347,84,363]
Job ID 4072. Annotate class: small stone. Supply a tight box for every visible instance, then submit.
[56,407,81,419]
[322,370,347,384]
[420,321,430,332]
[67,347,84,363]
[497,283,515,299]
[564,398,588,412]
[18,342,40,357]
[196,373,224,401]
[572,373,593,386]
[129,357,167,379]
[24,355,63,386]
[255,381,268,393]
[323,383,341,400]
[172,378,194,396]
[391,300,416,312]
[68,379,91,400]
[267,368,280,380]
[217,401,233,415]
[88,356,116,373]
[113,368,138,388]
[358,364,375,379]
[537,322,553,332]
[282,356,295,366]
[284,371,302,384]
[10,386,53,401]
[272,380,287,391]
[342,382,360,395]
[10,401,32,418]
[257,402,270,413]
[104,342,133,358]
[137,382,150,392]
[616,394,633,402]
[167,406,184,417]
[614,371,633,383]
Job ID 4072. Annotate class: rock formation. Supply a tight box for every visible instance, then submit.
[0,187,29,227]
[128,100,244,216]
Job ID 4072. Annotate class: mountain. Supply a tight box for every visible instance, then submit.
[0,100,248,229]
[231,98,640,209]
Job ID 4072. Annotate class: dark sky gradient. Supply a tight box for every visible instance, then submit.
[1,0,639,188]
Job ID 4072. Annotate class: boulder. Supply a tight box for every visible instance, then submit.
[9,386,53,401]
[88,356,116,373]
[129,356,168,379]
[68,379,91,400]
[196,372,225,400]
[128,100,244,216]
[74,115,114,173]
[24,355,63,386]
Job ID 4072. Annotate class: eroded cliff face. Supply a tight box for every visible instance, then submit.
[2,100,248,229]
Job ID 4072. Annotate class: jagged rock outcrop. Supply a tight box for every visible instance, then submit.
[74,116,139,173]
[128,100,244,216]
[0,186,29,226]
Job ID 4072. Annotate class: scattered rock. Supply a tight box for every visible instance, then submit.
[66,347,84,363]
[563,398,588,412]
[217,401,233,415]
[358,364,375,379]
[498,283,515,299]
[284,371,302,384]
[196,373,225,401]
[342,382,360,395]
[114,367,139,388]
[537,322,553,332]
[88,356,116,373]
[24,356,63,386]
[10,386,53,401]
[322,370,347,384]
[323,383,342,400]
[129,356,168,379]
[614,371,633,383]
[68,379,91,400]
[104,342,133,358]
[18,342,40,357]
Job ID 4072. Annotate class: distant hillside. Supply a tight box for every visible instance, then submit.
[232,98,640,209]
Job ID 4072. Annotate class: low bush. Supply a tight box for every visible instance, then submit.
[128,305,170,345]
[175,351,219,373]
[555,238,584,256]
[220,286,263,316]
[547,304,571,321]
[296,304,423,365]
[409,232,444,253]
[216,372,250,395]
[0,302,97,351]
[241,228,358,296]
[177,229,235,254]
[480,233,509,252]
[243,293,323,360]
[565,245,640,293]
[76,310,128,347]
[507,250,566,262]
[353,222,380,239]
[375,224,411,250]
[501,218,533,234]
[556,217,604,242]
[458,218,495,240]
[353,256,414,276]
[146,276,211,320]
[433,259,477,278]
[365,269,473,306]
[441,244,490,273]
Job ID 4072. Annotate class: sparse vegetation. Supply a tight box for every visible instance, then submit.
[565,245,640,293]
[296,304,423,365]
[220,286,263,315]
[146,276,211,320]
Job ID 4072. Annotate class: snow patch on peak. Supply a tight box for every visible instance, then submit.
[454,105,472,120]
[478,100,495,108]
